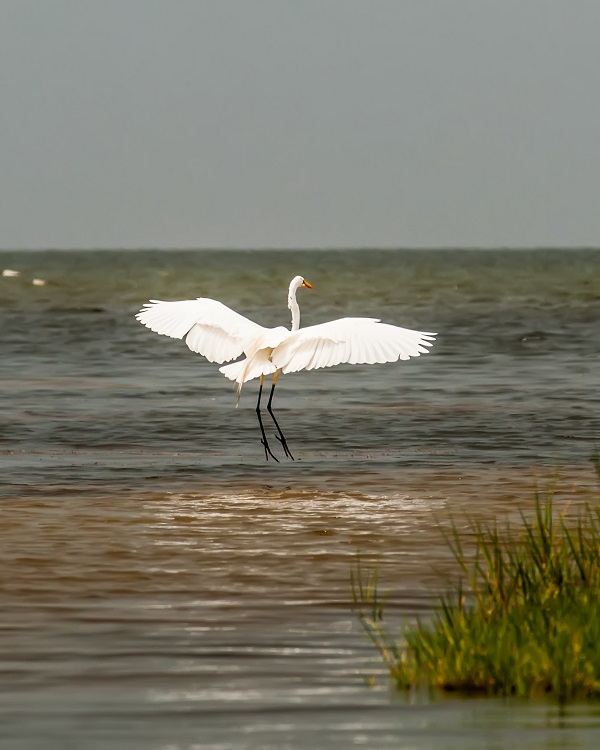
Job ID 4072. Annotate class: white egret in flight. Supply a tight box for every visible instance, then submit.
[136,276,436,461]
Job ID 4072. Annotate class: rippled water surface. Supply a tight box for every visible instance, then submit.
[1,248,599,749]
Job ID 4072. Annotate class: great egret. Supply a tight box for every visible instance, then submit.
[136,276,436,461]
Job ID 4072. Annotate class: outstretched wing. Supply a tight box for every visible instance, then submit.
[135,298,267,363]
[271,318,436,374]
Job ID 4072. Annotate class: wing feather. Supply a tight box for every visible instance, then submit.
[135,297,267,364]
[272,318,436,374]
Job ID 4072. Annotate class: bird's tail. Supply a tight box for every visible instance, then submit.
[219,360,247,405]
[219,355,277,405]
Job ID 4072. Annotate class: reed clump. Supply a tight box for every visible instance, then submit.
[352,460,600,701]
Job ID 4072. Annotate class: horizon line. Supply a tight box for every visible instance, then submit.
[2,245,599,253]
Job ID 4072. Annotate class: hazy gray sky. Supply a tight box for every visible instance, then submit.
[2,1,599,248]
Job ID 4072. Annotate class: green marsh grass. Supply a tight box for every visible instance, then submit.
[352,458,600,701]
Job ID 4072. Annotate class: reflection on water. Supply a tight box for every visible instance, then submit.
[1,249,600,748]
[2,475,600,749]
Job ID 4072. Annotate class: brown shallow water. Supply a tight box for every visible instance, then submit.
[1,248,600,748]
[2,461,600,749]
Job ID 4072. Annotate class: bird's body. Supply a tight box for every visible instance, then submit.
[136,276,436,460]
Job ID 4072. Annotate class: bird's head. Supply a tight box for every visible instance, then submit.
[289,275,313,292]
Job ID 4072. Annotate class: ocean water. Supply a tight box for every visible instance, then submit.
[1,248,599,749]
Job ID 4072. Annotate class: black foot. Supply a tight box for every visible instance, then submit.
[261,438,279,462]
[275,433,295,460]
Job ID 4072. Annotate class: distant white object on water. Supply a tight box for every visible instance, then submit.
[2,269,20,277]
[32,278,46,286]
[137,276,436,462]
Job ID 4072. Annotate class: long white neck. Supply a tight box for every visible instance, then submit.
[288,283,301,332]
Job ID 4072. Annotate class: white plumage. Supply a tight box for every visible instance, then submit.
[271,318,433,373]
[135,297,268,363]
[136,275,436,461]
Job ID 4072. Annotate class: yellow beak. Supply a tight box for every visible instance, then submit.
[302,280,313,289]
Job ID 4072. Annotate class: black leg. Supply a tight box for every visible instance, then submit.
[256,379,279,462]
[267,381,294,460]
